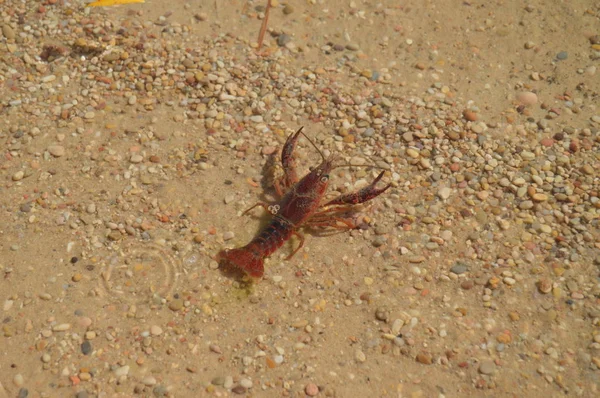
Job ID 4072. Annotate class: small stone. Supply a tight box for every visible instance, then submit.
[209,344,222,354]
[47,145,65,157]
[142,375,157,386]
[2,24,16,40]
[12,171,25,181]
[519,200,534,210]
[224,194,235,204]
[212,376,225,386]
[406,148,420,158]
[239,378,253,388]
[277,34,292,47]
[81,341,92,355]
[150,325,163,335]
[581,164,594,175]
[479,360,495,375]
[355,350,366,363]
[84,111,95,120]
[130,154,143,163]
[223,231,235,241]
[537,278,552,294]
[509,312,520,321]
[556,51,568,60]
[114,365,129,377]
[375,307,389,322]
[305,383,319,396]
[438,187,451,200]
[450,263,468,274]
[232,385,246,394]
[282,4,294,14]
[13,373,24,387]
[168,298,184,311]
[128,95,137,105]
[497,333,512,344]
[461,280,474,290]
[516,91,538,106]
[540,138,554,147]
[416,352,433,365]
[194,12,208,21]
[463,109,478,121]
[52,323,71,332]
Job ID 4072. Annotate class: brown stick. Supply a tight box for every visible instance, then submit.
[257,0,272,50]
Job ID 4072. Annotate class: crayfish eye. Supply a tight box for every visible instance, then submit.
[320,175,329,183]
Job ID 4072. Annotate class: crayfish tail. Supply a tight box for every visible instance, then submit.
[217,248,265,279]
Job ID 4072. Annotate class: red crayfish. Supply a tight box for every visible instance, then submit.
[217,127,390,279]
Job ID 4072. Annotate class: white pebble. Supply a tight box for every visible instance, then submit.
[239,378,253,388]
[52,323,71,332]
[114,365,129,377]
[438,187,451,200]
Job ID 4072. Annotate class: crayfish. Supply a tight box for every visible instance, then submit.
[217,127,390,279]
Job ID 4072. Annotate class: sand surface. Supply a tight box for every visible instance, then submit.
[1,1,599,397]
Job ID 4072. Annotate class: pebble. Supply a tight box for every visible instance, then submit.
[2,24,16,40]
[47,145,65,157]
[305,383,319,396]
[450,263,468,274]
[416,352,433,365]
[81,341,92,355]
[438,187,451,200]
[150,325,163,335]
[12,171,25,181]
[355,349,366,363]
[114,365,129,377]
[463,109,478,121]
[142,375,157,386]
[282,4,294,14]
[239,378,253,388]
[516,91,538,106]
[13,374,24,387]
[168,298,184,311]
[52,323,71,332]
[277,34,292,47]
[478,360,495,375]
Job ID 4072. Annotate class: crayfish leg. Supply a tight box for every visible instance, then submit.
[243,202,282,217]
[306,214,357,230]
[242,202,270,216]
[285,230,305,260]
[324,171,391,207]
[277,127,304,192]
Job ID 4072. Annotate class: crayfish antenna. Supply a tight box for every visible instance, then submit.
[298,128,327,163]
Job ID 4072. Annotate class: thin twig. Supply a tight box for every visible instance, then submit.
[257,0,272,50]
